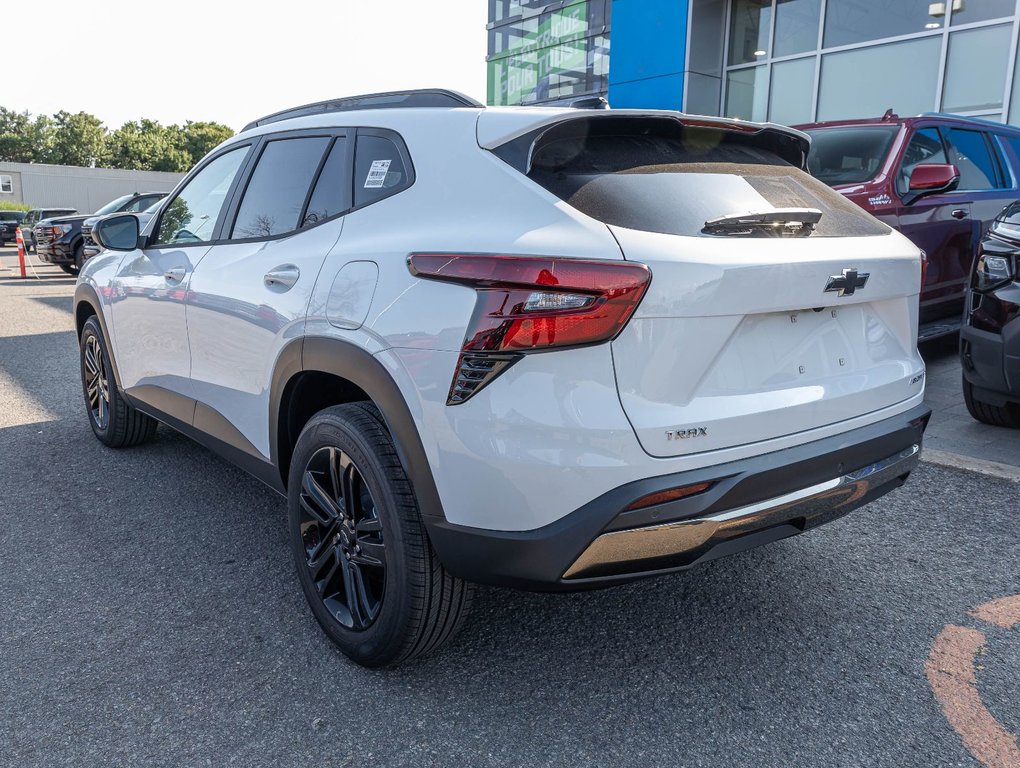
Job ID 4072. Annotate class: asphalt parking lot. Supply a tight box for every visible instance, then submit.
[1,249,1018,768]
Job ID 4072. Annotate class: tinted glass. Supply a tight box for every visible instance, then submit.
[824,0,940,47]
[817,37,941,121]
[355,135,409,207]
[769,57,815,125]
[805,126,899,186]
[729,0,772,65]
[952,0,1016,24]
[231,137,329,239]
[95,196,134,216]
[896,128,947,195]
[528,131,888,238]
[125,194,164,212]
[945,129,1000,190]
[303,138,349,227]
[943,25,1012,113]
[774,0,821,57]
[154,146,248,246]
[725,66,768,121]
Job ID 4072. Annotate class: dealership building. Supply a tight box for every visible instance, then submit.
[487,0,1020,125]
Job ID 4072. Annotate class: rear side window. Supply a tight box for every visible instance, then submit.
[527,125,889,238]
[944,128,1000,190]
[354,134,410,208]
[232,136,331,239]
[302,137,350,227]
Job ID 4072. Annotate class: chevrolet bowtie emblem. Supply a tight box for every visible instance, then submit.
[824,268,870,297]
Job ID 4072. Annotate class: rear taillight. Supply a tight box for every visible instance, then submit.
[408,253,651,404]
[920,249,928,293]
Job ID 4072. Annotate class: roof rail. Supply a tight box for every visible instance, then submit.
[243,89,484,131]
[919,111,1012,129]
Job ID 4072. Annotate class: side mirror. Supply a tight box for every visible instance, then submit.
[904,163,961,204]
[93,213,140,252]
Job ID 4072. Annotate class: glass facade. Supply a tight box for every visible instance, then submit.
[721,0,1020,125]
[486,0,611,105]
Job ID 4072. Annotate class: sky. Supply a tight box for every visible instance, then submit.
[11,0,489,132]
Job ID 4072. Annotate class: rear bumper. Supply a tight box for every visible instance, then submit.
[426,403,931,591]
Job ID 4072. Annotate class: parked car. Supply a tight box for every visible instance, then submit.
[21,207,76,252]
[76,89,931,667]
[82,198,165,259]
[961,201,1020,427]
[0,210,26,246]
[36,192,166,275]
[797,112,1020,341]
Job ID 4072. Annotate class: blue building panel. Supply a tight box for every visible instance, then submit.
[608,0,689,110]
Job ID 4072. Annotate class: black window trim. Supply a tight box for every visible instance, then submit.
[145,142,256,250]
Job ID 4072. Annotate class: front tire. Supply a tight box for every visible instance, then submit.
[963,377,1020,428]
[79,316,158,447]
[288,403,472,667]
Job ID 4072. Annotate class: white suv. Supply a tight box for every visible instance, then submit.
[77,89,931,667]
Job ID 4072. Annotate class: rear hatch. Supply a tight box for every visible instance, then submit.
[490,113,925,458]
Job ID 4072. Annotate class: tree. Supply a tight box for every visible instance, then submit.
[50,111,109,167]
[107,120,190,173]
[180,121,234,164]
[0,107,33,162]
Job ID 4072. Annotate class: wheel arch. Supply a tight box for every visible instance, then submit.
[271,337,446,521]
[73,283,122,383]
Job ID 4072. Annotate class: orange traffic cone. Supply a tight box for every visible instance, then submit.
[15,227,26,278]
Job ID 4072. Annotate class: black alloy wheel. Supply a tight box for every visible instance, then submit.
[83,332,110,431]
[298,446,386,630]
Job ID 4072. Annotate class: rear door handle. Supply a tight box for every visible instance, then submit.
[264,264,300,291]
[951,209,969,220]
[164,267,186,283]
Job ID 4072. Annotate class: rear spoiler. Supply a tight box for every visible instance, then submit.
[479,110,811,174]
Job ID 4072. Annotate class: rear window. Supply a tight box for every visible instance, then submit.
[528,125,889,239]
[804,126,899,186]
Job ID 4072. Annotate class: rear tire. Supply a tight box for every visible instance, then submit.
[288,402,472,667]
[79,316,158,447]
[963,377,1020,428]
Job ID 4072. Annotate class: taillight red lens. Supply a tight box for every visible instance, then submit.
[408,254,652,404]
[408,254,651,352]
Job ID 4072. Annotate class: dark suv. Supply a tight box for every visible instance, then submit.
[0,210,26,246]
[36,193,166,274]
[798,113,1020,341]
[22,208,77,252]
[961,202,1020,428]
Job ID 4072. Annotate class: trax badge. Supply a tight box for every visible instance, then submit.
[666,428,708,441]
[825,268,870,297]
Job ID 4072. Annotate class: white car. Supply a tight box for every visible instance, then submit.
[76,89,931,667]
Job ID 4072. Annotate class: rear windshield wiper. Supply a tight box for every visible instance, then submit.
[703,208,822,237]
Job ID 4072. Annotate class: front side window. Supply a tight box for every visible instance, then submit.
[896,128,947,196]
[354,134,410,208]
[945,128,1000,190]
[153,146,248,246]
[231,136,331,239]
[805,126,899,186]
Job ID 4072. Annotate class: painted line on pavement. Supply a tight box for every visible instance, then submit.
[925,595,1020,768]
[921,449,1020,484]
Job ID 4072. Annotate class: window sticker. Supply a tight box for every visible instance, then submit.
[364,159,392,189]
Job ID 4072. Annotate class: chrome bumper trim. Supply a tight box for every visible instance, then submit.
[562,444,920,580]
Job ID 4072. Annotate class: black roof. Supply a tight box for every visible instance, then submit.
[242,89,483,132]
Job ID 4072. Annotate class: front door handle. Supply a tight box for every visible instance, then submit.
[164,267,186,283]
[951,208,969,220]
[264,264,300,291]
